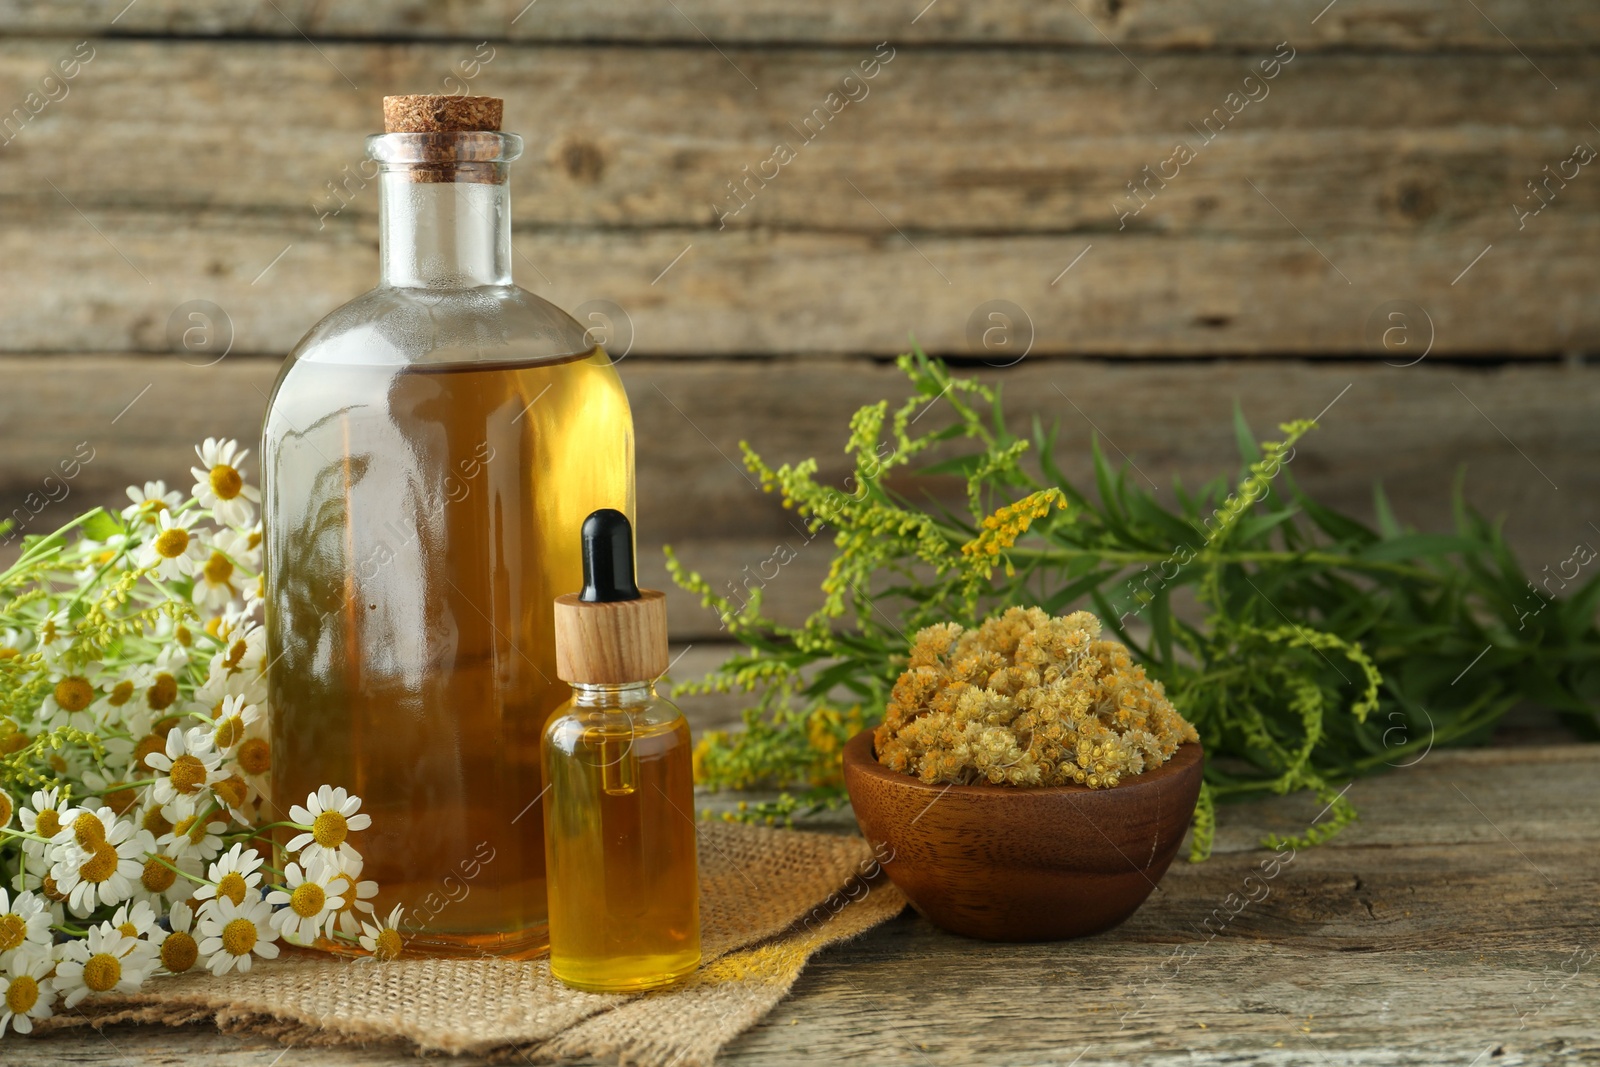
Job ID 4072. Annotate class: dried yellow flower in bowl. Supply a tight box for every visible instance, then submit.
[874,607,1198,788]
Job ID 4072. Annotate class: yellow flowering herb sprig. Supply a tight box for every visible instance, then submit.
[670,348,1600,856]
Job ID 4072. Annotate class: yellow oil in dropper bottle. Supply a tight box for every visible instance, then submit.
[544,509,700,992]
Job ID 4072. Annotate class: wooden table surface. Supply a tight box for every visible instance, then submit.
[26,739,1597,1066]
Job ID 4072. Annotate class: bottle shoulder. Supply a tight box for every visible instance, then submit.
[283,284,600,370]
[543,698,690,751]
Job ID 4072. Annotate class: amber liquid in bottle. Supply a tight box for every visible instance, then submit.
[543,685,700,991]
[265,349,632,956]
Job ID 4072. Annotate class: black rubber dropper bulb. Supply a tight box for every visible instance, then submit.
[579,508,641,603]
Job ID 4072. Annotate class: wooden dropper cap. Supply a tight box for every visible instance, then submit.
[554,510,669,685]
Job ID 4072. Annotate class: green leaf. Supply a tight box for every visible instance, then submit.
[80,508,123,543]
[1356,534,1476,562]
[1372,483,1403,540]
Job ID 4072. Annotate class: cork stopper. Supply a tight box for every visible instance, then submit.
[382,95,503,134]
[378,95,507,184]
[554,510,670,685]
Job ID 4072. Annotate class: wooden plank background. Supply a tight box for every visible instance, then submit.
[0,1,1594,640]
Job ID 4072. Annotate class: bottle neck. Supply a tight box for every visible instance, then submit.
[378,170,513,289]
[569,681,657,708]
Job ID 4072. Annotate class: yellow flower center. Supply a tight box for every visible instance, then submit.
[48,754,67,773]
[209,464,243,501]
[168,753,208,795]
[81,841,120,884]
[73,811,106,848]
[108,679,135,706]
[40,875,66,902]
[247,530,262,551]
[161,930,199,972]
[213,774,248,811]
[214,716,244,749]
[311,810,349,849]
[153,528,191,559]
[146,673,179,711]
[217,872,248,906]
[118,921,138,937]
[176,625,193,647]
[102,782,138,815]
[372,928,403,961]
[0,913,25,952]
[142,806,173,837]
[82,952,122,992]
[53,676,94,713]
[6,974,39,1014]
[0,792,10,827]
[141,856,177,894]
[221,917,257,956]
[136,499,168,525]
[0,648,15,660]
[237,737,270,776]
[290,882,326,918]
[223,640,248,670]
[203,551,234,585]
[135,734,167,771]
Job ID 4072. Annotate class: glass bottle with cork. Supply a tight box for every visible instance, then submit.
[544,509,701,991]
[261,95,634,958]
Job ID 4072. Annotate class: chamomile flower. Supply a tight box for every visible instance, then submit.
[33,608,75,666]
[0,791,10,830]
[191,844,264,909]
[18,790,69,863]
[266,858,344,945]
[122,480,183,529]
[71,534,130,584]
[143,726,222,812]
[191,546,241,612]
[191,438,260,529]
[55,922,157,1006]
[128,850,199,911]
[158,813,228,863]
[287,786,372,868]
[136,509,204,582]
[37,667,101,731]
[328,853,380,937]
[358,905,407,961]
[209,772,257,823]
[110,899,160,941]
[50,808,153,916]
[219,525,262,573]
[196,622,266,706]
[159,901,199,974]
[91,667,145,725]
[0,949,55,1034]
[207,694,262,756]
[195,896,278,975]
[10,868,67,926]
[0,890,52,962]
[0,627,30,659]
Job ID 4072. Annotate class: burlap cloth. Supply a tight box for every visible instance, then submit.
[37,823,906,1064]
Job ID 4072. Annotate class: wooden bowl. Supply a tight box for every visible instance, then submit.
[842,730,1204,941]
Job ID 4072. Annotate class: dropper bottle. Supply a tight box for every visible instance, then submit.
[544,508,701,991]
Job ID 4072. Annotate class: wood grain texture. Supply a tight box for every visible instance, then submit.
[842,732,1204,941]
[1,42,1591,237]
[24,743,1600,1064]
[0,42,1593,355]
[2,354,1595,639]
[1,0,1596,49]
